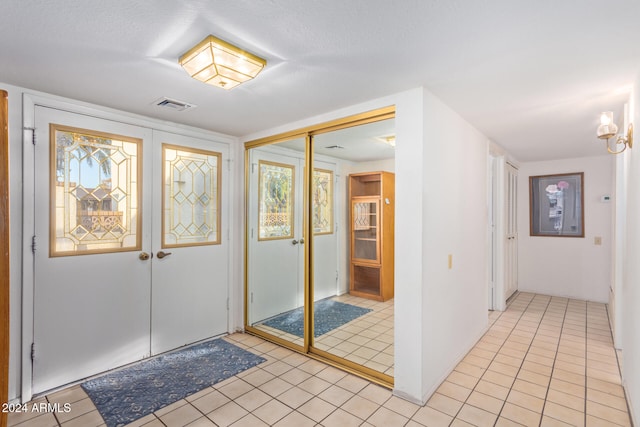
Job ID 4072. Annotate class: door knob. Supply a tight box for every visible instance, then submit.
[292,239,299,245]
[299,238,305,244]
[139,252,151,261]
[157,251,172,259]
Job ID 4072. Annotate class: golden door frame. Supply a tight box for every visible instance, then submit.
[244,106,395,388]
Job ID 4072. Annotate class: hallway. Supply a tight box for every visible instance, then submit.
[8,292,631,426]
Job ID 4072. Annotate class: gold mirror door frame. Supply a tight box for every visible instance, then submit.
[244,107,395,388]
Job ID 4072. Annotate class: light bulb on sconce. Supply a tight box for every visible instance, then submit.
[596,111,633,154]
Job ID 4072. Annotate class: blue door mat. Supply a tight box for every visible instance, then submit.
[81,338,265,427]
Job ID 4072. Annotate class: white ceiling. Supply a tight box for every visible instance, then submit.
[1,0,639,162]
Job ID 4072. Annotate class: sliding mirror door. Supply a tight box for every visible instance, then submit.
[244,107,395,386]
[310,119,395,381]
[246,138,306,348]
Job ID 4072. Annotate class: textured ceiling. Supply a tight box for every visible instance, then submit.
[1,0,639,161]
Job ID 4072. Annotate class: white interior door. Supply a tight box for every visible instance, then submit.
[150,131,229,354]
[248,145,304,325]
[32,106,152,393]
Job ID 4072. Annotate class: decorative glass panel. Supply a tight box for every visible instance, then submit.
[51,125,141,256]
[163,145,221,247]
[313,168,333,234]
[258,161,294,240]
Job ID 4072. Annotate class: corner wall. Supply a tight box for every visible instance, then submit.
[517,156,614,302]
[621,76,640,425]
[419,90,490,401]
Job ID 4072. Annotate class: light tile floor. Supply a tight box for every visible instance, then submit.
[8,292,632,426]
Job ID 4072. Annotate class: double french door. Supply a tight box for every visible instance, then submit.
[31,106,229,394]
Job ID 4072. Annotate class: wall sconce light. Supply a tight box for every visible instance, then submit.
[179,35,266,90]
[597,111,633,154]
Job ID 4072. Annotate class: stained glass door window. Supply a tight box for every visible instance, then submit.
[50,124,141,256]
[162,144,221,247]
[313,168,333,234]
[258,160,294,240]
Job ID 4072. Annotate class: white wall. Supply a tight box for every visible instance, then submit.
[517,156,614,302]
[418,90,490,401]
[620,76,640,426]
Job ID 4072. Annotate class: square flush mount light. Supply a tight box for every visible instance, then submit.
[179,35,266,90]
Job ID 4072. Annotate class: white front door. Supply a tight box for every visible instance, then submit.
[247,145,304,326]
[150,130,229,354]
[31,107,229,393]
[32,106,153,393]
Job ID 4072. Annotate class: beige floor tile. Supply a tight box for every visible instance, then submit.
[367,407,409,427]
[436,381,473,402]
[59,410,104,427]
[335,375,370,394]
[552,367,586,387]
[587,378,626,398]
[318,384,355,406]
[320,408,363,427]
[455,361,486,378]
[482,369,516,388]
[55,397,95,423]
[277,386,314,409]
[474,379,510,401]
[456,404,497,427]
[383,395,420,418]
[549,378,585,399]
[586,387,628,412]
[217,379,254,400]
[586,400,631,426]
[543,401,585,427]
[426,392,464,417]
[546,388,584,412]
[495,416,525,426]
[272,410,316,427]
[158,403,203,426]
[489,361,520,377]
[358,384,392,405]
[297,397,337,422]
[205,402,248,427]
[233,388,272,412]
[500,402,541,427]
[466,391,504,414]
[411,406,454,427]
[340,395,379,420]
[191,390,231,414]
[251,400,292,425]
[540,415,574,426]
[227,413,267,427]
[506,389,544,413]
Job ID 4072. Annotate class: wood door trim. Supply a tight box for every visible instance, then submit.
[1,89,9,427]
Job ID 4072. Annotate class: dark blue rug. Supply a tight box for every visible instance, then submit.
[261,299,372,338]
[82,338,265,427]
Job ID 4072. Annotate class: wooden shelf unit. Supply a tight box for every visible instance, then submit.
[349,171,394,301]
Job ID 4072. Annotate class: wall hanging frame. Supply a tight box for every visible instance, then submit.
[529,172,584,237]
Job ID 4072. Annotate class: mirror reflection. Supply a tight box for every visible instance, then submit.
[246,117,395,378]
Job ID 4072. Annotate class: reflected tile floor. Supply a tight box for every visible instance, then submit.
[255,295,395,376]
[9,292,633,426]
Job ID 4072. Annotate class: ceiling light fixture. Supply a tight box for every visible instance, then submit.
[377,135,396,147]
[179,35,266,90]
[597,111,633,154]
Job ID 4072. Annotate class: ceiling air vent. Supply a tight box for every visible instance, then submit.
[152,97,196,112]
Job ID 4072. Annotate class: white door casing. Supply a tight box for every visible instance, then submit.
[505,162,518,300]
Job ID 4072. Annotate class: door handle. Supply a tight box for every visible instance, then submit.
[292,240,299,245]
[299,238,305,244]
[139,252,151,261]
[157,251,172,259]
